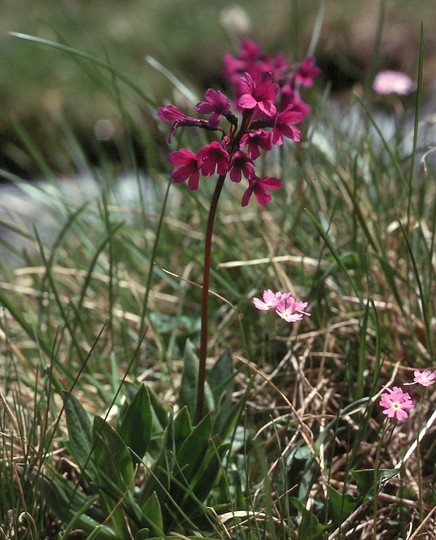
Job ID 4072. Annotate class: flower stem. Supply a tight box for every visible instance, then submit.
[196,174,226,424]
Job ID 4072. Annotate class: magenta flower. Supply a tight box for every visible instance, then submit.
[169,149,200,190]
[271,106,303,146]
[239,72,279,118]
[228,151,255,183]
[372,70,416,96]
[405,369,436,387]
[253,290,291,311]
[280,86,311,119]
[157,104,188,122]
[241,175,282,206]
[157,105,208,143]
[275,296,310,323]
[197,141,229,177]
[240,129,272,160]
[294,57,321,87]
[379,386,415,421]
[223,40,262,84]
[196,88,231,127]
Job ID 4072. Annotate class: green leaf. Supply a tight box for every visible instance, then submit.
[141,492,164,537]
[290,497,329,540]
[148,385,171,431]
[172,406,193,449]
[139,419,173,507]
[326,485,359,525]
[179,339,199,418]
[352,468,398,498]
[119,384,153,463]
[92,416,137,537]
[93,415,135,490]
[41,471,116,538]
[189,441,229,503]
[208,350,234,435]
[176,414,212,481]
[135,529,150,540]
[213,391,245,442]
[208,349,233,400]
[63,391,96,479]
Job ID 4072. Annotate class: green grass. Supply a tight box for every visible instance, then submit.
[1,14,435,540]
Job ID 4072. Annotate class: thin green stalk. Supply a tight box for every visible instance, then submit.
[195,174,226,424]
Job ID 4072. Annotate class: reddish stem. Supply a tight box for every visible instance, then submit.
[195,174,226,423]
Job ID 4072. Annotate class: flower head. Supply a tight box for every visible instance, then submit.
[196,88,231,127]
[405,369,436,387]
[253,290,291,311]
[372,70,416,96]
[253,291,310,323]
[275,296,310,323]
[157,40,316,205]
[379,386,415,421]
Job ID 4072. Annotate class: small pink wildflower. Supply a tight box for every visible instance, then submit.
[372,70,416,96]
[196,88,231,127]
[405,369,436,387]
[253,290,291,311]
[379,386,415,421]
[275,296,310,323]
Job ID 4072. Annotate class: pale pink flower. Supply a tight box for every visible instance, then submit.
[253,290,291,311]
[372,70,416,96]
[275,296,310,323]
[405,369,436,387]
[379,386,415,421]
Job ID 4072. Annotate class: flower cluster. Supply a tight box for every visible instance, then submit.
[379,386,415,421]
[157,40,319,207]
[253,289,310,323]
[379,369,436,421]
